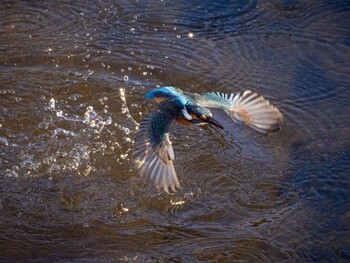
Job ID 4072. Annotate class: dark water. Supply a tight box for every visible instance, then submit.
[1,0,350,261]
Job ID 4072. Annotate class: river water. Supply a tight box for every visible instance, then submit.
[1,1,350,262]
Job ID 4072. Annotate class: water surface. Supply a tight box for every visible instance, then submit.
[1,0,350,262]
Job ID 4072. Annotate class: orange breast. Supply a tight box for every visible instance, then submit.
[176,117,193,126]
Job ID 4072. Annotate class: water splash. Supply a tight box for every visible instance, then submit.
[0,137,9,146]
[83,106,112,134]
[119,88,139,127]
[52,128,76,138]
[49,98,55,109]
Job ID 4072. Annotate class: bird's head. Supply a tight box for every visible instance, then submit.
[182,102,224,129]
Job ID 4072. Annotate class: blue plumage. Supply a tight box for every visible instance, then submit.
[132,86,283,193]
[145,86,187,105]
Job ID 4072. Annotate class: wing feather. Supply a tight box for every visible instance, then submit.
[132,100,182,193]
[192,90,283,135]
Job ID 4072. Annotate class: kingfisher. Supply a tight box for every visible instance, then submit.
[132,86,283,193]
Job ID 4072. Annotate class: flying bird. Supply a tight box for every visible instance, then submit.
[132,86,283,193]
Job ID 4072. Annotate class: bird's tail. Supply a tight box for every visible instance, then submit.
[225,90,283,135]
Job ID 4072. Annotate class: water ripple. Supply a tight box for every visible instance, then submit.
[1,0,350,261]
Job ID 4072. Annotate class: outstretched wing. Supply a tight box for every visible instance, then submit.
[192,90,283,135]
[132,100,182,193]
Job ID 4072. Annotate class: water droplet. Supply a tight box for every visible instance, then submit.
[4,168,18,178]
[52,128,76,137]
[68,93,82,101]
[170,199,186,206]
[0,137,9,146]
[142,72,148,76]
[49,164,60,173]
[124,75,129,81]
[188,32,194,38]
[49,98,55,109]
[115,202,129,215]
[104,117,112,125]
[122,127,130,134]
[38,122,49,130]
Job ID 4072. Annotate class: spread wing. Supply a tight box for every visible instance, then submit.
[132,100,182,193]
[191,90,283,135]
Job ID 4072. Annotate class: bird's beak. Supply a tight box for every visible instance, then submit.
[206,116,224,129]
